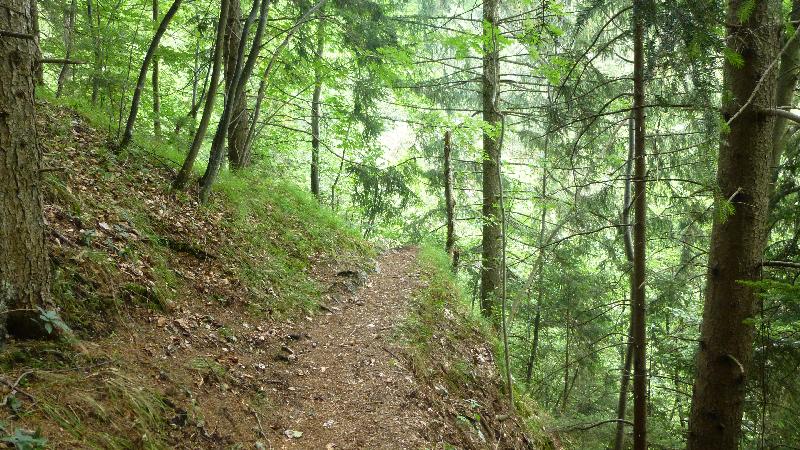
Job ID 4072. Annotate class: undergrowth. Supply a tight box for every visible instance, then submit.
[38,89,371,323]
[399,244,554,449]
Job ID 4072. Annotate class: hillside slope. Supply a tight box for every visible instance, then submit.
[0,103,545,449]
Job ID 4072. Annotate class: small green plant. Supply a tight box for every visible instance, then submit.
[37,307,71,335]
[0,428,48,450]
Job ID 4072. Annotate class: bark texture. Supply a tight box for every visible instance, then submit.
[223,0,251,169]
[687,1,780,448]
[173,0,230,190]
[0,0,53,339]
[444,130,456,267]
[198,0,261,202]
[480,0,501,321]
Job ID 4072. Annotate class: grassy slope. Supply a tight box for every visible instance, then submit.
[0,99,372,448]
[398,245,555,449]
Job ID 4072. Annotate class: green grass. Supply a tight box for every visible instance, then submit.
[37,90,372,324]
[213,169,372,317]
[399,243,555,448]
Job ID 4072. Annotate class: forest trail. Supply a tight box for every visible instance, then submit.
[271,247,432,448]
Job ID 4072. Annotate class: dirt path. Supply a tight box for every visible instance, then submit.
[270,247,431,449]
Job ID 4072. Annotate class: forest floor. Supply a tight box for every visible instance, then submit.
[268,247,432,449]
[0,102,544,449]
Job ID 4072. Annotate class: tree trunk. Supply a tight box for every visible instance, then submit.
[687,1,780,448]
[480,0,501,321]
[444,130,457,268]
[119,0,182,149]
[614,327,634,450]
[30,0,43,83]
[310,8,324,198]
[86,0,101,105]
[771,0,800,177]
[223,0,250,168]
[173,0,230,190]
[151,0,162,139]
[631,1,648,448]
[56,0,77,98]
[0,0,53,339]
[613,115,636,450]
[243,0,327,157]
[524,145,548,384]
[198,0,262,202]
[175,42,209,136]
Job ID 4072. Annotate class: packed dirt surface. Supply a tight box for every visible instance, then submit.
[271,247,432,448]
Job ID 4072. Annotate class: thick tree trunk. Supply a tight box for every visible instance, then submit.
[151,0,162,139]
[480,0,501,321]
[56,0,77,97]
[444,130,457,268]
[631,1,648,448]
[173,0,230,190]
[119,0,182,149]
[687,1,780,448]
[0,0,52,339]
[310,8,324,197]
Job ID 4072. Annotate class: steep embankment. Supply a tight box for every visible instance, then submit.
[0,103,542,449]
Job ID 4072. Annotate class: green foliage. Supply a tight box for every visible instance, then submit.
[723,47,745,69]
[0,428,47,450]
[738,0,757,23]
[35,308,70,336]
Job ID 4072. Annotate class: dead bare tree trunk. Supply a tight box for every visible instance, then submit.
[173,0,230,190]
[0,0,53,339]
[119,0,182,149]
[687,1,780,448]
